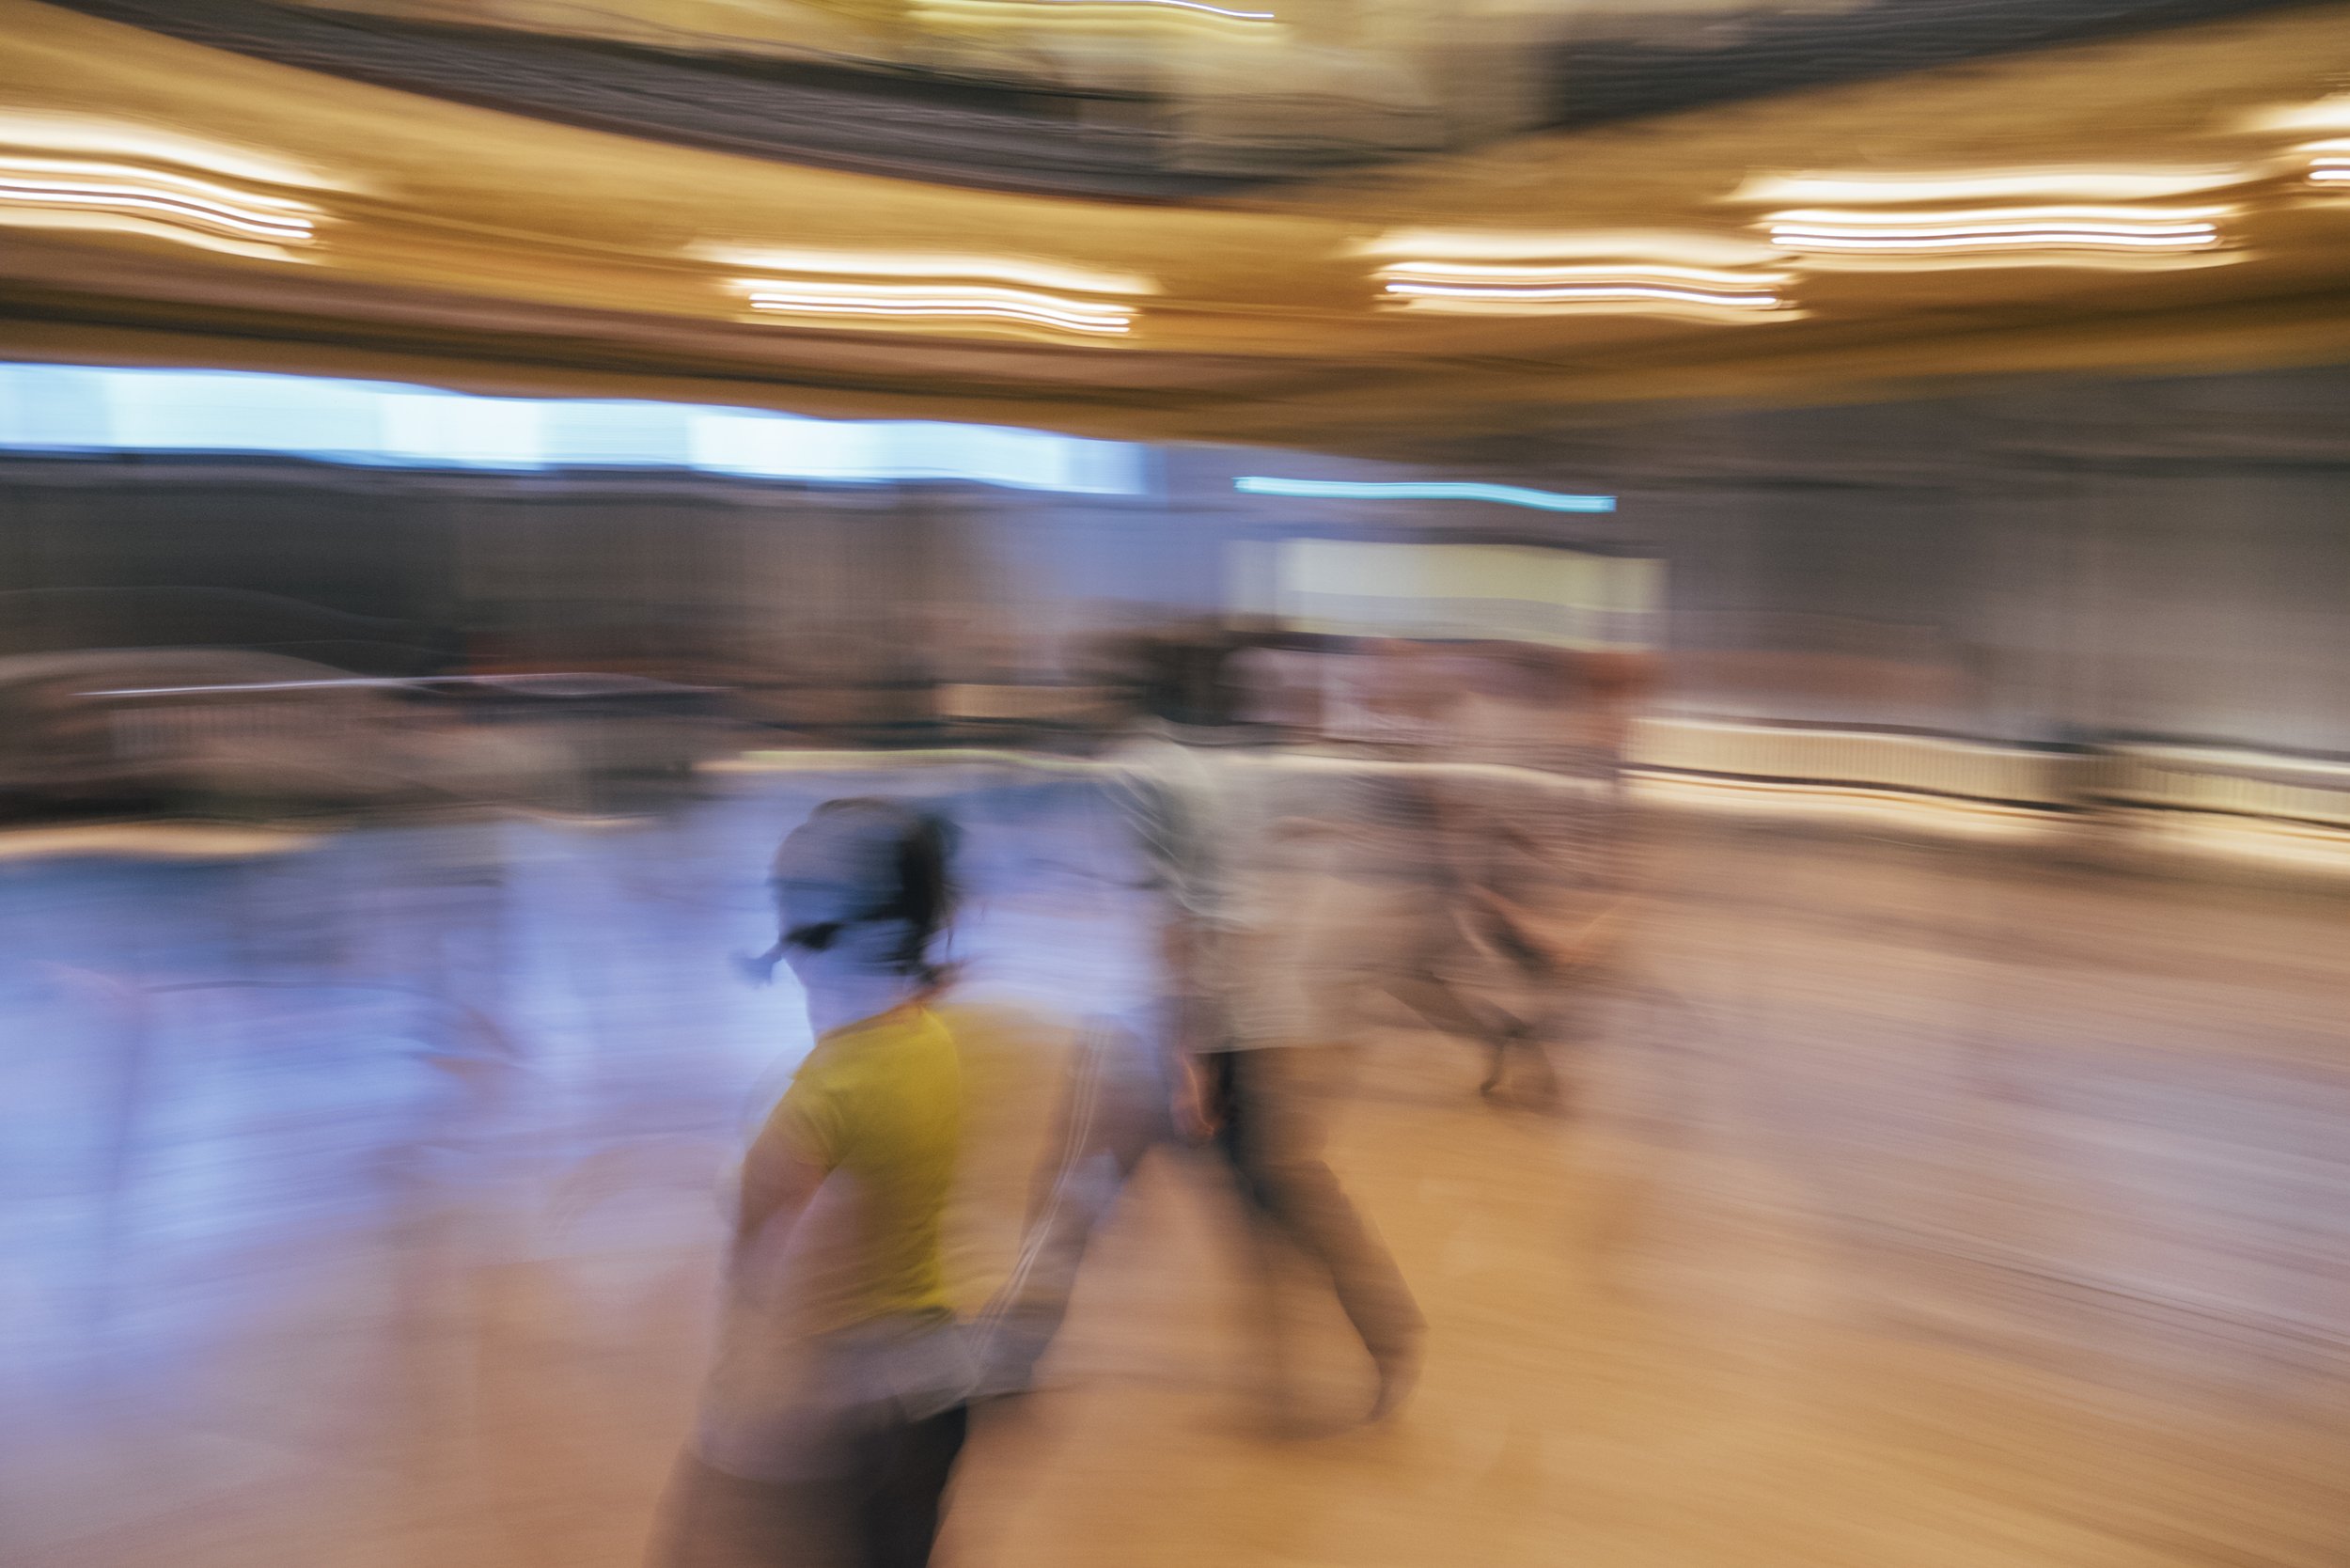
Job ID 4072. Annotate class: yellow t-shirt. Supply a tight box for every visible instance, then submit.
[764,1004,962,1333]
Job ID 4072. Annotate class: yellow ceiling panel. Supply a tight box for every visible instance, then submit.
[3,0,2349,455]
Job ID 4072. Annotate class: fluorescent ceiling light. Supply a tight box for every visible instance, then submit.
[1734,167,2253,204]
[2302,142,2350,185]
[0,113,348,191]
[0,149,321,259]
[742,282,1133,335]
[1371,256,1794,319]
[693,246,1158,297]
[1376,261,1784,286]
[2240,95,2350,134]
[1353,228,1784,266]
[1380,261,1785,313]
[1764,205,2226,258]
[0,162,313,241]
[917,0,1275,19]
[1235,478,1615,513]
[1384,281,1782,311]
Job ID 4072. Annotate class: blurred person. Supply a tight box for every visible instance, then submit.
[652,799,972,1568]
[1319,635,1451,751]
[1380,646,1633,1111]
[987,635,1424,1424]
[1224,629,1336,738]
[1386,782,1626,1112]
[1576,648,1655,777]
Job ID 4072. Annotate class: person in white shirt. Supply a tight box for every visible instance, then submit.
[989,636,1425,1424]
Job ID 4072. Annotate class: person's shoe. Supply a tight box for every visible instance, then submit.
[1367,1340,1422,1422]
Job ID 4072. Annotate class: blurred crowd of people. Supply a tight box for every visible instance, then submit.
[651,632,1644,1568]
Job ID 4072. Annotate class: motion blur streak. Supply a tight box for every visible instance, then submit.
[1383,280,1785,313]
[0,110,343,190]
[1376,261,1790,316]
[1765,206,2228,255]
[912,0,1278,26]
[2305,145,2350,184]
[694,248,1160,298]
[1376,263,1781,288]
[0,363,1147,492]
[1233,477,1619,510]
[8,2,2350,1567]
[742,284,1136,336]
[1731,166,2257,202]
[2241,91,2350,133]
[937,0,1275,17]
[0,161,315,243]
[1354,229,1789,265]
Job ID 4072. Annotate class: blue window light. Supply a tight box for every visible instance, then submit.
[0,363,1146,494]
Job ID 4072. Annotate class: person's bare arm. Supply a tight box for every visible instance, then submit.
[1157,915,1222,1139]
[731,1119,829,1263]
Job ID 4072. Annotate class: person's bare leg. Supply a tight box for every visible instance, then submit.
[1382,968,1524,1099]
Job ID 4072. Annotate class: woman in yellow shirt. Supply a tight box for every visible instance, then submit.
[653,799,969,1568]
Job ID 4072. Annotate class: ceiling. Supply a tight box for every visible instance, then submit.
[40,0,2311,195]
[3,0,2350,463]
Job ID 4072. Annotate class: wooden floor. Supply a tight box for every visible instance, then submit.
[3,775,2347,1568]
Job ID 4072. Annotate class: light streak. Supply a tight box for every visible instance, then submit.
[720,252,1146,337]
[2303,143,2350,186]
[743,288,1128,338]
[0,363,1147,494]
[1771,226,2218,251]
[1734,167,2254,203]
[0,113,344,191]
[2240,94,2350,135]
[1233,477,1615,513]
[1352,228,1783,265]
[0,166,311,240]
[743,282,1132,336]
[1373,257,1793,316]
[916,0,1275,24]
[1017,0,1272,16]
[1380,260,1779,286]
[1386,281,1782,309]
[0,154,318,254]
[1767,204,2231,227]
[1765,205,2226,257]
[693,246,1157,297]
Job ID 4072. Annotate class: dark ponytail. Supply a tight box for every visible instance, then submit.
[878,804,958,985]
